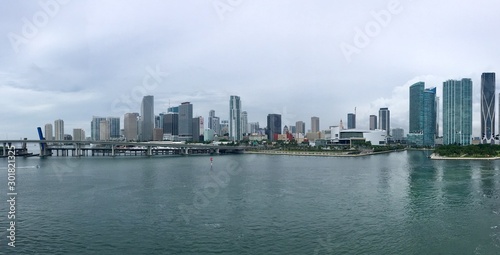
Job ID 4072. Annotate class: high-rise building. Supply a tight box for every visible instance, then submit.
[241,111,248,135]
[220,120,229,136]
[99,119,110,141]
[153,128,163,141]
[44,123,53,140]
[229,95,242,141]
[283,125,289,134]
[392,128,404,142]
[369,115,377,130]
[311,117,320,133]
[422,88,436,146]
[290,125,296,134]
[379,108,390,136]
[409,82,425,133]
[267,114,282,141]
[54,119,64,141]
[435,96,440,137]
[140,95,154,141]
[91,116,106,141]
[108,117,120,139]
[167,106,179,113]
[124,113,139,141]
[73,128,85,141]
[163,112,179,141]
[296,121,305,134]
[443,79,473,145]
[249,122,260,134]
[481,72,495,143]
[179,102,193,141]
[192,116,204,142]
[347,113,356,129]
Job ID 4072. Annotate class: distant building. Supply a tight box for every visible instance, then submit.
[391,128,404,142]
[54,119,64,141]
[443,79,472,145]
[124,113,139,141]
[290,125,296,134]
[192,116,204,142]
[140,95,154,141]
[379,108,390,136]
[108,117,120,139]
[91,116,106,141]
[296,121,305,134]
[408,82,435,146]
[283,125,289,134]
[481,72,495,143]
[369,115,377,130]
[229,95,242,141]
[73,128,85,141]
[241,111,248,135]
[267,114,282,141]
[153,128,163,141]
[179,102,193,141]
[208,110,221,136]
[44,123,53,140]
[347,113,356,129]
[311,117,320,133]
[163,112,179,141]
[99,119,110,141]
[204,129,215,142]
[249,122,260,134]
[220,120,229,136]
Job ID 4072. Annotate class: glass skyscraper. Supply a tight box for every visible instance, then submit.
[481,72,495,143]
[229,95,242,141]
[409,82,424,133]
[347,113,356,129]
[408,82,436,146]
[267,114,282,141]
[140,95,154,141]
[178,102,193,141]
[379,108,390,136]
[422,88,436,146]
[443,79,472,145]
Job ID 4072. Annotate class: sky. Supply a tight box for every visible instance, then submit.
[1,0,500,139]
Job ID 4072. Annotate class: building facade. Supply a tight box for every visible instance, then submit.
[369,115,377,130]
[140,95,154,141]
[443,79,473,145]
[311,117,320,133]
[347,113,356,129]
[267,114,282,141]
[44,123,53,140]
[229,95,242,141]
[241,111,248,135]
[54,119,64,141]
[379,108,390,136]
[73,128,85,141]
[124,113,139,141]
[296,121,305,134]
[481,72,495,143]
[178,102,193,141]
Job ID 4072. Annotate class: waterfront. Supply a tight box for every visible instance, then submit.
[1,151,499,254]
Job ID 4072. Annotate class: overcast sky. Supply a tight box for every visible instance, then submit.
[1,0,499,139]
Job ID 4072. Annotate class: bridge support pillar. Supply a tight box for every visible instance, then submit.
[147,146,152,156]
[112,145,115,157]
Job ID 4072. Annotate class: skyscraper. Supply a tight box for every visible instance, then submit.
[347,113,356,129]
[379,108,390,136]
[208,110,220,136]
[267,114,282,141]
[369,115,377,130]
[140,95,154,141]
[73,128,85,141]
[241,111,248,135]
[443,79,473,145]
[296,121,305,134]
[249,122,260,134]
[91,116,106,141]
[44,123,53,140]
[229,95,242,141]
[179,102,193,141]
[481,72,495,143]
[422,88,436,146]
[108,117,120,139]
[192,116,204,142]
[311,117,320,132]
[99,119,110,141]
[163,112,179,141]
[409,82,424,133]
[54,119,64,141]
[124,113,139,141]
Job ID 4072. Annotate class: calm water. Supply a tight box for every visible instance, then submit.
[1,151,500,254]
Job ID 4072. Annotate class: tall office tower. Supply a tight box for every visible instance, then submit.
[241,111,248,135]
[140,95,154,141]
[153,128,163,141]
[443,79,473,145]
[208,110,215,130]
[267,114,282,141]
[296,121,306,134]
[283,125,289,134]
[409,82,425,133]
[44,123,53,140]
[229,95,242,141]
[73,128,85,141]
[422,88,436,146]
[155,115,162,129]
[290,125,296,134]
[369,115,377,130]
[481,72,495,143]
[163,112,179,141]
[220,120,229,136]
[91,116,106,141]
[379,108,390,136]
[108,117,120,139]
[54,119,64,141]
[179,102,193,141]
[435,97,440,137]
[167,106,179,113]
[347,113,356,129]
[192,116,204,142]
[249,122,260,134]
[99,119,110,141]
[124,113,139,141]
[311,117,320,132]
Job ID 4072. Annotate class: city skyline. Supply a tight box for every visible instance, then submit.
[2,1,500,139]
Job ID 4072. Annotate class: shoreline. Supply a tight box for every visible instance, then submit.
[244,149,405,157]
[429,153,500,160]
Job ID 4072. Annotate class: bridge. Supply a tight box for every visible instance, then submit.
[0,140,247,157]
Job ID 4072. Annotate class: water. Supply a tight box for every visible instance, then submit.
[1,151,499,254]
